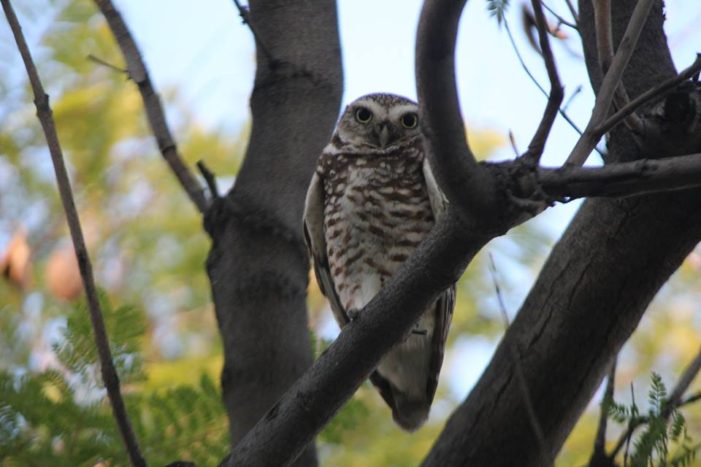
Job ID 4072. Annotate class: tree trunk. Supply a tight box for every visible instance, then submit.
[205,1,342,466]
[423,1,701,465]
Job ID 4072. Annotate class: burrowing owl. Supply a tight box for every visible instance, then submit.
[303,93,455,431]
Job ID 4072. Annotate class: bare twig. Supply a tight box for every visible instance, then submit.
[665,345,701,416]
[504,17,603,157]
[541,2,577,30]
[231,0,274,64]
[590,358,617,466]
[597,54,701,136]
[566,0,655,165]
[1,1,146,466]
[196,160,221,200]
[488,255,552,467]
[92,0,208,213]
[564,0,579,26]
[592,0,644,133]
[87,53,127,73]
[523,0,564,164]
[593,0,613,74]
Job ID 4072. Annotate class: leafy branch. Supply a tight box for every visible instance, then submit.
[1,1,146,465]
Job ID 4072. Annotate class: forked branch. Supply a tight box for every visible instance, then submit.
[566,0,655,165]
[1,1,146,465]
[92,0,208,213]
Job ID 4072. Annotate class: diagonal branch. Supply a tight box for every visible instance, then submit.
[596,54,701,137]
[1,1,146,466]
[589,358,617,466]
[523,0,564,164]
[92,0,208,213]
[566,0,655,165]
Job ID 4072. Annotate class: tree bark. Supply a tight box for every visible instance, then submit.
[423,1,701,465]
[205,1,342,466]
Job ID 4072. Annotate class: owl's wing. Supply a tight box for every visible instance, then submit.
[427,285,455,402]
[422,156,448,219]
[303,171,350,326]
[305,172,396,411]
[422,156,454,402]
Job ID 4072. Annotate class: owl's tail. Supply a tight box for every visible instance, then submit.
[392,394,430,431]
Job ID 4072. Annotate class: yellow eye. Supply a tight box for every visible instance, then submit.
[400,112,418,129]
[354,107,373,124]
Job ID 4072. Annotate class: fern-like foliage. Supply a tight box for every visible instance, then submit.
[487,0,510,25]
[0,294,229,466]
[604,372,699,467]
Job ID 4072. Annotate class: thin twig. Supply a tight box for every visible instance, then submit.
[1,1,146,466]
[592,358,617,463]
[566,0,655,165]
[596,54,701,136]
[488,255,552,467]
[562,85,583,112]
[87,53,127,73]
[196,160,221,200]
[231,0,274,64]
[593,0,613,74]
[564,0,579,26]
[541,1,577,30]
[504,18,604,157]
[592,0,644,132]
[523,0,564,164]
[92,0,208,213]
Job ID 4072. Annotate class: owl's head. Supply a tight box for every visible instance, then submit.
[335,93,420,148]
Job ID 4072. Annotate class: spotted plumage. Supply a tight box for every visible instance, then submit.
[303,93,455,431]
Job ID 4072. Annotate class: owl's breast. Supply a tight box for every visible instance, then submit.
[321,158,434,311]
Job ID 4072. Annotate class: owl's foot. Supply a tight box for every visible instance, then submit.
[347,308,360,322]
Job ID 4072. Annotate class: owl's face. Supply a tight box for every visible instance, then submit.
[335,93,420,149]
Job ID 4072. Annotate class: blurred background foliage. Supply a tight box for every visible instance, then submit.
[0,0,699,466]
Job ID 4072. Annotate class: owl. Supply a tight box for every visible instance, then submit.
[303,93,455,431]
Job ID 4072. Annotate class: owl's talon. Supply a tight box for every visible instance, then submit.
[347,308,360,322]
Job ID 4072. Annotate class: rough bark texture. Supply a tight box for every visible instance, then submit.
[423,1,701,465]
[205,1,342,466]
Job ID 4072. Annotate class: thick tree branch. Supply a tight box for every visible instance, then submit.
[566,0,655,165]
[537,151,701,199]
[92,0,208,213]
[415,0,497,223]
[227,212,490,466]
[1,1,146,466]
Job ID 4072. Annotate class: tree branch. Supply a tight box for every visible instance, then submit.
[566,0,655,165]
[92,0,208,213]
[589,358,617,466]
[226,212,491,466]
[1,1,146,465]
[596,54,701,137]
[537,151,701,200]
[523,0,564,164]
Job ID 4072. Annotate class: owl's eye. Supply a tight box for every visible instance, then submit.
[354,107,373,124]
[400,112,418,129]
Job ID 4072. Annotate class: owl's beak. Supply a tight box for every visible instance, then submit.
[375,122,398,148]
